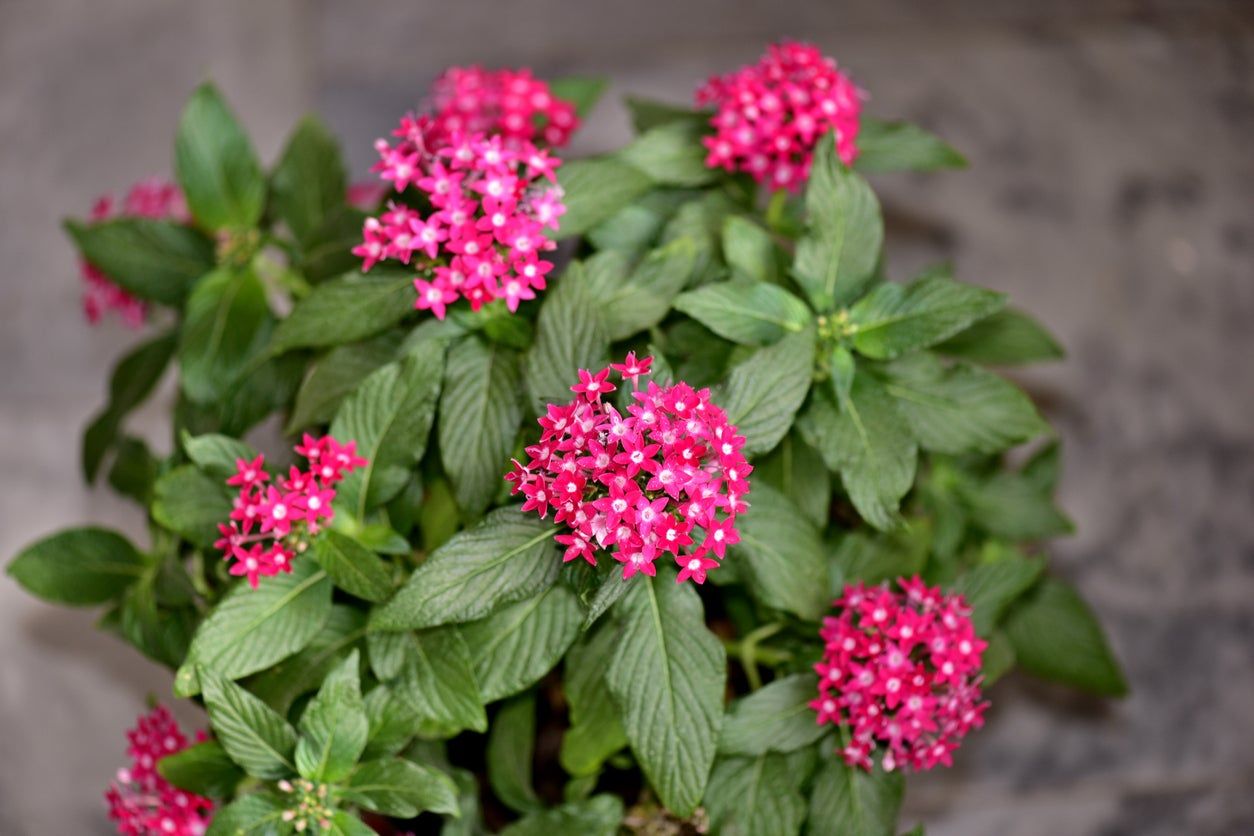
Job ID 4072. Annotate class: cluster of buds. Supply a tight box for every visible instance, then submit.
[104,706,213,835]
[277,778,335,833]
[214,435,366,588]
[811,578,989,772]
[508,354,751,584]
[82,178,185,327]
[354,66,577,320]
[696,41,863,191]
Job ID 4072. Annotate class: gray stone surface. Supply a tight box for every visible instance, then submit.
[2,2,1252,834]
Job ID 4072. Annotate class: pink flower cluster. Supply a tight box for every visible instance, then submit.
[214,435,366,589]
[507,354,751,584]
[353,67,576,320]
[696,41,863,191]
[104,706,213,836]
[426,65,579,148]
[810,578,989,772]
[82,178,186,327]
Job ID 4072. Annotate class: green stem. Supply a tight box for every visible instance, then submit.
[765,188,789,233]
[725,622,791,690]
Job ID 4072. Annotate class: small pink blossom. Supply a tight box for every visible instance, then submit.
[509,356,750,584]
[104,706,213,835]
[810,577,988,773]
[215,435,366,589]
[696,41,863,190]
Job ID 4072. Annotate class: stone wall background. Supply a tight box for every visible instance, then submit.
[1,1,1251,833]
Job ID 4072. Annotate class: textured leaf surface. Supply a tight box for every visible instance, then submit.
[179,267,272,403]
[719,674,827,755]
[157,740,244,799]
[850,274,1004,360]
[1004,578,1128,696]
[200,669,297,779]
[65,220,214,306]
[295,650,368,781]
[952,553,1046,635]
[793,136,883,310]
[606,577,725,816]
[556,157,654,238]
[312,530,394,602]
[175,560,332,696]
[438,336,522,515]
[464,584,582,702]
[486,693,542,813]
[270,115,347,243]
[730,484,828,620]
[371,507,557,631]
[7,527,145,606]
[524,264,608,404]
[937,308,1064,365]
[720,327,815,457]
[854,118,967,173]
[674,280,811,346]
[807,760,904,836]
[799,378,918,531]
[583,241,696,341]
[174,83,266,230]
[499,795,624,836]
[374,627,487,736]
[286,331,402,432]
[343,758,460,818]
[271,273,415,354]
[561,624,629,776]
[151,465,234,548]
[705,749,814,836]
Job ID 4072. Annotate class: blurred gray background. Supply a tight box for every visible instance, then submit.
[2,1,1252,833]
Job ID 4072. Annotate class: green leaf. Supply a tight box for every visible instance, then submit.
[342,758,460,818]
[182,432,258,479]
[850,274,1005,360]
[371,507,557,631]
[464,585,582,702]
[295,650,368,781]
[247,605,366,714]
[957,471,1073,540]
[583,240,696,341]
[937,307,1064,365]
[106,437,160,505]
[286,331,402,433]
[524,263,608,403]
[200,668,297,779]
[606,576,726,816]
[720,326,816,457]
[625,96,707,133]
[487,692,542,813]
[82,330,177,481]
[719,674,827,755]
[380,627,487,736]
[175,560,333,696]
[556,157,654,239]
[882,356,1047,454]
[204,792,287,836]
[298,205,370,282]
[270,273,414,354]
[179,267,273,403]
[561,624,629,777]
[499,795,624,836]
[587,191,684,255]
[952,553,1046,636]
[675,279,811,346]
[7,527,145,606]
[311,530,393,602]
[831,526,929,589]
[331,341,444,517]
[174,82,266,230]
[722,215,780,285]
[270,115,347,243]
[580,570,631,630]
[807,759,904,836]
[549,76,608,118]
[330,812,378,836]
[65,219,214,306]
[792,136,883,311]
[152,465,234,548]
[619,120,717,187]
[853,118,967,174]
[438,337,523,516]
[705,749,814,836]
[981,629,1016,686]
[158,740,245,798]
[755,432,830,528]
[730,484,828,621]
[361,684,420,759]
[1003,578,1127,696]
[799,377,918,531]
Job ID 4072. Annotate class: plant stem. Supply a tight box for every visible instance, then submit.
[724,621,792,690]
